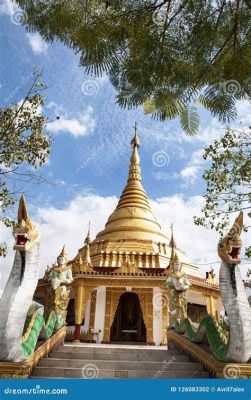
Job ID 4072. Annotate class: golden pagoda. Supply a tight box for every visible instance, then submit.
[35,127,223,345]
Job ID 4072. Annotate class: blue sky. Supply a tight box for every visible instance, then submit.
[0,0,250,288]
[0,1,214,207]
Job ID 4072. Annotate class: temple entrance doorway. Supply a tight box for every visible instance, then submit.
[110,292,146,343]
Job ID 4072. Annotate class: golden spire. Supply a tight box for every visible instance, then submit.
[84,222,91,245]
[169,223,176,249]
[169,224,179,266]
[128,122,141,182]
[84,222,92,266]
[95,126,169,243]
[58,245,68,260]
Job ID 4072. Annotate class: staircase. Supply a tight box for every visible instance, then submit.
[31,343,209,378]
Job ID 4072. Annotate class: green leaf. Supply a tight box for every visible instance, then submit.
[179,105,200,136]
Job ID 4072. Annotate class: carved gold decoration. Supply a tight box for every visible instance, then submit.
[103,289,123,342]
[112,259,144,275]
[161,291,168,345]
[204,295,218,319]
[167,329,251,378]
[134,289,154,344]
[0,327,66,379]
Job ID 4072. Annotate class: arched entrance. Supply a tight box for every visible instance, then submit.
[110,292,146,343]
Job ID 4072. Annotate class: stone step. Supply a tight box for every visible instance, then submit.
[49,351,188,362]
[40,358,195,371]
[54,345,177,355]
[31,344,209,379]
[32,366,209,379]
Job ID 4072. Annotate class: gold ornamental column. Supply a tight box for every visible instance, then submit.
[103,289,122,343]
[161,291,168,345]
[74,284,84,341]
[137,290,154,345]
[88,290,97,341]
[73,284,92,341]
[204,294,217,319]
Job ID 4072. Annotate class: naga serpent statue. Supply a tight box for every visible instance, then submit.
[173,211,251,363]
[0,196,72,362]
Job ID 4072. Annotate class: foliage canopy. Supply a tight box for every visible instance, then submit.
[16,0,251,134]
[194,127,251,257]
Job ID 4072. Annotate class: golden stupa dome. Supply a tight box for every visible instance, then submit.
[95,126,169,243]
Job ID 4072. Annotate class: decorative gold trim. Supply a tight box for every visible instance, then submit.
[167,329,251,378]
[0,327,66,379]
[161,291,168,345]
[112,260,144,275]
[134,289,153,344]
[103,289,123,342]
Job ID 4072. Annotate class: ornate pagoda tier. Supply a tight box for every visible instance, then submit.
[71,128,200,277]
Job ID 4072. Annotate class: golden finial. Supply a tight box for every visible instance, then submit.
[169,223,177,262]
[131,122,140,148]
[84,221,91,245]
[128,123,141,181]
[169,223,175,245]
[58,245,67,260]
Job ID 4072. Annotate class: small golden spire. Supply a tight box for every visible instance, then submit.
[58,245,67,260]
[130,122,140,148]
[128,123,141,182]
[169,223,177,263]
[84,221,91,245]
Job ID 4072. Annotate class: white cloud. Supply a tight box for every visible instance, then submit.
[1,193,250,290]
[27,32,48,54]
[236,99,251,125]
[0,0,16,16]
[180,149,205,185]
[48,105,96,137]
[181,165,198,184]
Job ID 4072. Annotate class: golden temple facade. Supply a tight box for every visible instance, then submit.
[35,127,222,345]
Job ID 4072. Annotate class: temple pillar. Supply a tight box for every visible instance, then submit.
[87,290,96,341]
[103,289,123,343]
[94,286,106,343]
[74,285,85,341]
[74,285,92,341]
[138,253,142,267]
[153,287,162,345]
[161,290,168,345]
[136,289,154,344]
[145,253,149,268]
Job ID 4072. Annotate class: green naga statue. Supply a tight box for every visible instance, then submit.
[173,212,251,363]
[0,196,72,362]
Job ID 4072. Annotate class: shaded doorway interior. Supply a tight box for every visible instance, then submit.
[110,292,146,343]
